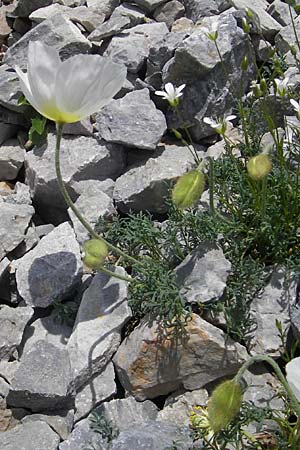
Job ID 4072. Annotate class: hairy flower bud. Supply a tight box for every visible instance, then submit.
[242,18,250,34]
[259,78,268,95]
[241,56,249,71]
[82,239,108,271]
[172,170,205,209]
[247,154,272,180]
[207,380,242,433]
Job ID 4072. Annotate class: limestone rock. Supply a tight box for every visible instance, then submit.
[86,0,119,18]
[15,222,82,308]
[7,340,74,412]
[275,17,300,55]
[153,1,185,29]
[67,267,131,389]
[96,89,167,150]
[0,305,33,360]
[114,313,248,400]
[249,267,298,356]
[0,139,25,180]
[175,241,231,304]
[21,410,74,441]
[4,14,92,69]
[0,420,60,450]
[13,0,53,18]
[0,122,18,145]
[59,417,108,450]
[267,0,297,27]
[183,0,219,21]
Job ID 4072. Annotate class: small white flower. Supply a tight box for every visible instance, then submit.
[203,114,236,134]
[155,82,186,107]
[286,357,300,402]
[15,41,127,123]
[274,77,292,97]
[290,98,300,116]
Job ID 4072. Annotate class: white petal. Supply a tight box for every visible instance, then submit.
[286,357,300,401]
[203,117,215,126]
[225,115,237,122]
[27,41,61,115]
[290,99,299,111]
[176,84,186,94]
[155,90,168,97]
[165,83,175,97]
[55,55,126,118]
[15,66,45,115]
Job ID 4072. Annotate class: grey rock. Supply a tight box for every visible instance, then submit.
[0,420,60,450]
[0,139,25,180]
[0,122,18,145]
[154,1,185,29]
[183,0,218,21]
[275,17,300,55]
[111,2,146,23]
[68,185,116,245]
[3,182,32,206]
[75,363,116,421]
[0,200,34,261]
[0,305,33,360]
[21,311,73,356]
[13,0,53,18]
[25,132,125,223]
[59,418,108,450]
[67,267,131,389]
[175,241,231,304]
[110,421,193,450]
[291,305,300,341]
[96,89,167,150]
[114,313,248,400]
[7,340,74,412]
[22,410,74,441]
[163,14,255,140]
[0,377,9,398]
[4,14,92,69]
[0,360,20,384]
[267,0,296,27]
[86,0,120,18]
[171,16,194,33]
[63,118,93,137]
[249,267,298,356]
[95,397,158,431]
[15,222,82,308]
[30,5,105,32]
[88,14,132,42]
[129,0,168,12]
[113,144,203,214]
[72,179,115,199]
[158,388,208,426]
[104,22,169,73]
[0,65,23,113]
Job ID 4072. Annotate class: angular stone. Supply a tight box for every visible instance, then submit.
[183,0,218,21]
[4,14,92,69]
[113,144,204,214]
[0,305,33,360]
[13,0,53,18]
[72,179,115,199]
[75,363,117,422]
[21,410,74,441]
[25,132,125,223]
[15,222,82,308]
[114,313,248,400]
[7,340,74,412]
[0,122,18,146]
[249,267,298,356]
[153,0,185,29]
[0,420,60,450]
[86,0,119,18]
[111,2,146,24]
[267,0,296,27]
[96,89,167,150]
[275,17,300,55]
[0,5,12,44]
[30,4,105,32]
[0,139,25,180]
[129,0,168,12]
[59,417,108,450]
[0,200,34,261]
[88,14,132,42]
[68,184,116,245]
[171,16,194,33]
[110,421,193,450]
[104,22,169,73]
[158,388,208,426]
[175,242,231,304]
[67,267,131,389]
[95,397,158,431]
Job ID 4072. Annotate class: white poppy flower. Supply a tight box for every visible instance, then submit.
[155,82,186,107]
[203,114,236,134]
[15,41,127,123]
[286,357,300,402]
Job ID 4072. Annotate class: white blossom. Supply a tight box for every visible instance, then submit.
[155,82,185,106]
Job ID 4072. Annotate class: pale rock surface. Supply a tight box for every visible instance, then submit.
[0,139,25,180]
[114,313,248,400]
[0,305,33,360]
[153,0,185,29]
[0,420,60,450]
[59,417,108,450]
[21,410,74,440]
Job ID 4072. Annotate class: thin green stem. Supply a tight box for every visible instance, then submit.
[289,4,300,55]
[54,122,140,267]
[98,265,132,282]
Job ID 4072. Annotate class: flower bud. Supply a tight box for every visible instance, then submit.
[172,128,183,140]
[290,44,297,57]
[241,56,249,71]
[207,380,242,433]
[247,154,272,180]
[172,170,205,209]
[82,239,108,271]
[242,18,250,34]
[245,8,254,19]
[260,78,268,95]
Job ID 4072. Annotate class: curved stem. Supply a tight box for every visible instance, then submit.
[97,265,132,283]
[54,122,140,266]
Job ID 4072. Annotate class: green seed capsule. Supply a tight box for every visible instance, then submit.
[82,239,108,270]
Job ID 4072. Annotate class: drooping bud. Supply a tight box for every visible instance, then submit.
[207,380,242,433]
[247,154,272,180]
[82,239,108,271]
[172,170,205,209]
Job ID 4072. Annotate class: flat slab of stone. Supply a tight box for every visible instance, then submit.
[114,313,248,400]
[175,241,231,304]
[0,139,25,180]
[0,305,33,360]
[15,222,82,308]
[7,340,74,412]
[67,267,131,389]
[0,420,60,450]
